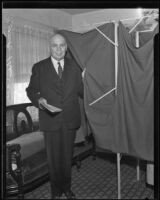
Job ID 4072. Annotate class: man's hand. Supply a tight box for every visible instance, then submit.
[38,97,47,110]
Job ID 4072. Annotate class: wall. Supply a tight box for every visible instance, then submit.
[72,9,153,32]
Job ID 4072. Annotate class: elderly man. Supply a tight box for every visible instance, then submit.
[26,33,83,199]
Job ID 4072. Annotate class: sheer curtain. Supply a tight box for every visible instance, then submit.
[3,15,54,105]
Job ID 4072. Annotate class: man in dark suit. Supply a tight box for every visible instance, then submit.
[26,33,84,199]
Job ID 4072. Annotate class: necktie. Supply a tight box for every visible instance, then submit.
[58,62,63,78]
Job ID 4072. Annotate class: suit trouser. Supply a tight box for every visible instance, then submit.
[43,123,76,196]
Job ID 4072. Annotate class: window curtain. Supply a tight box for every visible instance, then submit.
[3,15,54,105]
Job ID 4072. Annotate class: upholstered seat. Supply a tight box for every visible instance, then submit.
[7,131,45,160]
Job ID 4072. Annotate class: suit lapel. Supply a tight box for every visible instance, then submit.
[47,57,71,81]
[44,57,71,87]
[46,57,60,80]
[59,57,69,81]
[62,57,70,84]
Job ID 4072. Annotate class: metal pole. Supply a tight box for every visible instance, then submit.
[136,159,140,181]
[114,22,118,95]
[135,31,140,181]
[117,153,121,199]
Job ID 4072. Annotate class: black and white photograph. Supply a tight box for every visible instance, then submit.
[2,2,159,199]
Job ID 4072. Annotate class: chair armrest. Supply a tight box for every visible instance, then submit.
[6,143,23,184]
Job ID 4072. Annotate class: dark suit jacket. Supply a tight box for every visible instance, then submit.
[26,56,83,131]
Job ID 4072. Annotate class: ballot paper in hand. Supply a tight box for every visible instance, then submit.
[41,102,62,113]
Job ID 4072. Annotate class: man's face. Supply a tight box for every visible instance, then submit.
[50,34,67,61]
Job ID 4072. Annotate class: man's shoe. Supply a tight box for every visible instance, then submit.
[51,193,62,199]
[64,190,76,199]
[52,196,61,199]
[146,183,154,190]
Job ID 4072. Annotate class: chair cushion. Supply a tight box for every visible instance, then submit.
[7,131,45,160]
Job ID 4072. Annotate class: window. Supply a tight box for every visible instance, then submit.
[4,16,54,105]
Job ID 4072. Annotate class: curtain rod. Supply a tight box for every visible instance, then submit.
[78,14,159,29]
[120,14,158,22]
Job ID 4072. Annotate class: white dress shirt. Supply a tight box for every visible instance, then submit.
[51,56,64,74]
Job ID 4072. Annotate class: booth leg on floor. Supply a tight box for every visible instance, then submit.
[117,153,121,199]
[136,159,140,181]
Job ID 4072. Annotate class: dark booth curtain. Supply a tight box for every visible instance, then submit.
[60,23,158,161]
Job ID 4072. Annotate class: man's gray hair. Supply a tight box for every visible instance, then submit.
[49,33,67,44]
